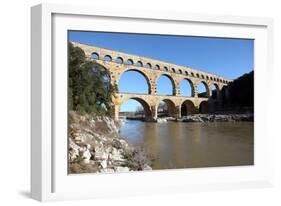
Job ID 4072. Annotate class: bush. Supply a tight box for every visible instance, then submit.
[68,42,118,116]
[123,146,154,170]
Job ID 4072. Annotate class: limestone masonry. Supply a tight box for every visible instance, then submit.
[72,42,231,121]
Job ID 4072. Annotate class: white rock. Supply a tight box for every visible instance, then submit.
[100,160,107,169]
[95,147,108,160]
[143,164,152,170]
[110,148,123,161]
[120,139,128,147]
[79,144,91,164]
[99,168,115,173]
[105,147,112,154]
[69,138,81,162]
[115,166,130,172]
[69,148,79,161]
[157,118,167,123]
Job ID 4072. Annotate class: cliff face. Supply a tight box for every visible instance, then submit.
[68,111,152,174]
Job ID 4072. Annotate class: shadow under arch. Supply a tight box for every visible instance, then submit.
[199,100,209,114]
[156,74,176,95]
[158,99,177,118]
[181,100,196,116]
[118,68,152,94]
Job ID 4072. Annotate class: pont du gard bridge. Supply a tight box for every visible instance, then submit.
[72,42,232,121]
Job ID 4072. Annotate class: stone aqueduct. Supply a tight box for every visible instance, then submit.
[72,42,232,121]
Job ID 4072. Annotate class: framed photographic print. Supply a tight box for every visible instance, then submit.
[31,3,274,201]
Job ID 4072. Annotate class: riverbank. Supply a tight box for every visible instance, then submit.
[68,111,153,174]
[180,113,254,122]
[126,113,254,123]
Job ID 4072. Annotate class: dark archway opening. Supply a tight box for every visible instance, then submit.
[181,100,196,117]
[199,101,209,113]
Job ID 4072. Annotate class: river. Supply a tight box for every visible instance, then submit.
[120,120,254,170]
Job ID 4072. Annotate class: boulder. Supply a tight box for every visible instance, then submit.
[99,168,115,173]
[143,164,152,170]
[110,148,123,161]
[79,144,91,164]
[94,147,108,160]
[69,138,80,161]
[100,160,107,169]
[157,118,167,123]
[115,166,130,173]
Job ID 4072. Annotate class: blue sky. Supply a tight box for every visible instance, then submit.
[69,31,254,112]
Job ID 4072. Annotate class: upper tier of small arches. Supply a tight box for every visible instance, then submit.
[90,50,229,84]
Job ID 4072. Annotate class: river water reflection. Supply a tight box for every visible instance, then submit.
[120,120,254,169]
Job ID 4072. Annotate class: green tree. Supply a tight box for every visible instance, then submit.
[68,42,117,115]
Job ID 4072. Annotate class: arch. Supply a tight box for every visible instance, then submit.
[181,100,196,116]
[191,72,195,77]
[126,59,134,65]
[145,62,152,69]
[210,77,213,80]
[164,66,169,71]
[118,69,151,94]
[179,78,194,97]
[91,52,99,60]
[201,74,205,79]
[206,76,209,80]
[119,97,152,121]
[210,83,219,99]
[156,74,176,95]
[196,73,200,78]
[158,99,177,118]
[136,60,143,67]
[115,57,123,64]
[103,55,112,61]
[199,101,209,114]
[179,69,183,74]
[171,68,176,73]
[154,64,160,70]
[197,81,209,97]
[185,71,188,76]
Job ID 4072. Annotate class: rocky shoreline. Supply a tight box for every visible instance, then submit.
[135,113,254,123]
[180,113,254,123]
[68,111,152,174]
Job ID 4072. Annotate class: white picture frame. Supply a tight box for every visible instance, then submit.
[31,3,274,202]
